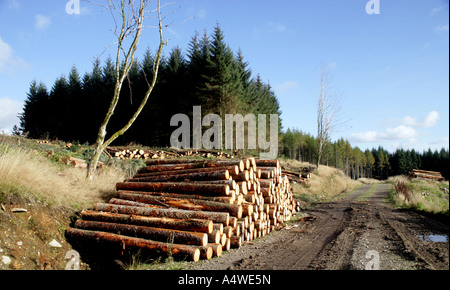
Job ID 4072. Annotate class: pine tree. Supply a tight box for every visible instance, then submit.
[235,48,253,114]
[20,81,50,139]
[48,76,69,139]
[282,128,297,159]
[114,59,142,143]
[153,46,188,146]
[81,58,106,143]
[164,46,188,114]
[67,66,83,141]
[186,31,205,107]
[364,149,375,178]
[398,149,408,175]
[203,24,242,117]
[137,48,161,145]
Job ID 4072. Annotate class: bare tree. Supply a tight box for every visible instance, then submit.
[86,0,167,180]
[316,68,343,172]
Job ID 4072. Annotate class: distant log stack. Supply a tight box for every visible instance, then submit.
[281,167,313,185]
[409,169,444,181]
[106,147,235,160]
[66,158,300,263]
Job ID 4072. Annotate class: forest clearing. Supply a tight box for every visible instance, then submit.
[1,1,448,283]
[0,135,448,270]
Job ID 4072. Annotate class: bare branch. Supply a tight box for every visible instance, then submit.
[87,0,169,180]
[316,67,345,171]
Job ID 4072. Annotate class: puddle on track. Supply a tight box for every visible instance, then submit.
[418,234,449,242]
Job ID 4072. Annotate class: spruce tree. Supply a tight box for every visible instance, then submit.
[48,76,69,139]
[81,58,106,143]
[67,66,83,141]
[236,48,255,114]
[203,24,242,117]
[186,31,210,110]
[20,81,50,139]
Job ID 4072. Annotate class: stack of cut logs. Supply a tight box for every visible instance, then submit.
[409,169,444,181]
[66,158,300,263]
[282,169,311,185]
[107,148,168,160]
[106,147,234,160]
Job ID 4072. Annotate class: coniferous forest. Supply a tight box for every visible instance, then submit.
[19,25,281,147]
[17,25,449,180]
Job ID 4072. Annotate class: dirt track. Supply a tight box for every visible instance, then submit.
[186,183,449,270]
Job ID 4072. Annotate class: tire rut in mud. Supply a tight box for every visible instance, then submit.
[185,183,449,270]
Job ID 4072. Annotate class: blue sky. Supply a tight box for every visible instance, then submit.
[0,0,448,153]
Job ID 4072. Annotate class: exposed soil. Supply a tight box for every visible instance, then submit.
[0,199,77,270]
[185,183,449,270]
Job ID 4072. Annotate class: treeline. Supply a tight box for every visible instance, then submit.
[390,148,449,180]
[281,128,449,180]
[18,24,281,147]
[16,24,448,181]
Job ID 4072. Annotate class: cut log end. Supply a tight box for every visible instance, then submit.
[199,246,213,260]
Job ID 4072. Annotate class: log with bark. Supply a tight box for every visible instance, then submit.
[65,228,201,262]
[116,191,243,218]
[73,220,208,246]
[117,190,236,204]
[409,169,444,181]
[93,203,230,225]
[67,158,300,263]
[126,170,230,183]
[116,182,231,196]
[79,210,213,233]
[133,165,240,178]
[138,160,245,174]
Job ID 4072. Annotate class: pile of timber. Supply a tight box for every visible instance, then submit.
[106,147,234,160]
[65,158,300,263]
[281,166,314,185]
[409,169,444,181]
[282,169,311,185]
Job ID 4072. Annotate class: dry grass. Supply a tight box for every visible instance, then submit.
[357,177,383,184]
[0,142,125,210]
[388,175,449,215]
[280,159,361,203]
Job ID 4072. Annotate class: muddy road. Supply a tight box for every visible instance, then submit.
[186,183,449,270]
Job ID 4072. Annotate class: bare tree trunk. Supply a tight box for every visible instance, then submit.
[316,70,329,172]
[316,68,343,173]
[87,0,166,180]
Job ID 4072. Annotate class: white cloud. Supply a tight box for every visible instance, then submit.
[0,97,23,133]
[430,136,449,147]
[349,131,379,143]
[400,111,439,128]
[0,36,29,74]
[349,111,443,150]
[349,125,419,143]
[385,125,419,139]
[422,111,440,128]
[35,14,51,30]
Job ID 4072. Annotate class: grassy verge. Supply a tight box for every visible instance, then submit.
[387,175,449,216]
[0,135,132,269]
[0,136,126,210]
[281,159,361,205]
